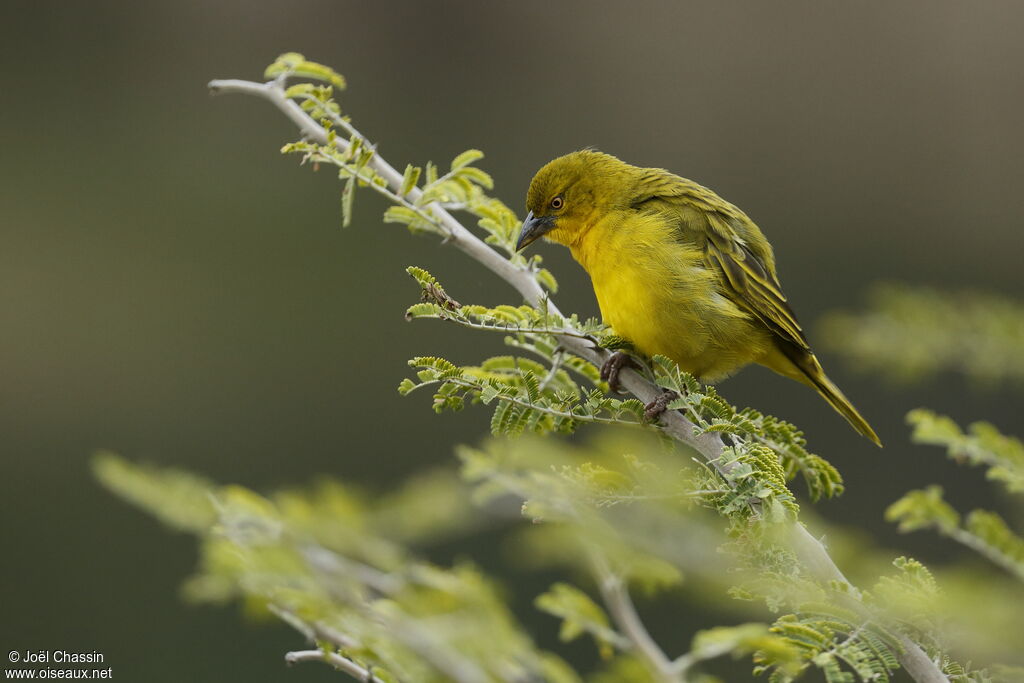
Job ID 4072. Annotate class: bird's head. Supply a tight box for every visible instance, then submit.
[516,150,637,251]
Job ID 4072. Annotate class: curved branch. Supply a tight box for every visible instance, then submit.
[207,76,948,683]
[593,556,680,683]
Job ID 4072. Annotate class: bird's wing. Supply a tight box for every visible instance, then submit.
[632,171,810,351]
[701,212,809,350]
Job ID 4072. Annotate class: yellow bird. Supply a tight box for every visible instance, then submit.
[516,150,881,446]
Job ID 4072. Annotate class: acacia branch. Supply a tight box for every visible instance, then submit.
[785,525,944,682]
[593,557,680,683]
[207,76,948,683]
[285,649,379,681]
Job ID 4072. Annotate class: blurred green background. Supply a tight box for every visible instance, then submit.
[2,1,1022,680]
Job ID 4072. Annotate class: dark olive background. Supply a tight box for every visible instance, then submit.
[2,1,1022,681]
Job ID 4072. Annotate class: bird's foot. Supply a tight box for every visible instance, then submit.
[600,351,637,393]
[644,390,680,421]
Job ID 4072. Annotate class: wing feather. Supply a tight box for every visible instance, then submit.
[633,170,810,351]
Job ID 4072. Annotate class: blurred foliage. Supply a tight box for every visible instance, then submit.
[906,409,1024,495]
[94,54,1024,683]
[821,283,1024,665]
[820,284,1024,387]
[888,413,1024,583]
[95,453,576,683]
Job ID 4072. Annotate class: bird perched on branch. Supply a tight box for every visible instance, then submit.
[516,150,880,446]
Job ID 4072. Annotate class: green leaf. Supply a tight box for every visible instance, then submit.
[283,83,316,98]
[341,175,356,227]
[907,409,1024,494]
[886,486,959,533]
[536,267,559,293]
[92,452,217,533]
[451,149,484,171]
[264,52,306,76]
[688,623,801,674]
[265,52,346,88]
[400,164,421,197]
[383,206,435,233]
[456,166,494,189]
[535,583,620,657]
[424,161,438,186]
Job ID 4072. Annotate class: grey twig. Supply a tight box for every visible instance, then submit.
[285,649,378,681]
[592,555,680,683]
[269,603,361,651]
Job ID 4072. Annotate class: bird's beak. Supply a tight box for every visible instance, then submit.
[515,211,556,252]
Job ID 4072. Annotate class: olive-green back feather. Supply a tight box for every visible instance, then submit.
[631,170,809,352]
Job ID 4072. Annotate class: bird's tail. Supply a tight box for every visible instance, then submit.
[773,343,882,447]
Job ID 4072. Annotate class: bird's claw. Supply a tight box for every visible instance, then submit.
[644,390,680,421]
[600,351,636,393]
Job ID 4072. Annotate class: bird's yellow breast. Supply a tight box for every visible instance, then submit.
[567,210,771,381]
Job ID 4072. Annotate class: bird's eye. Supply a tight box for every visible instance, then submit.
[550,196,564,210]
